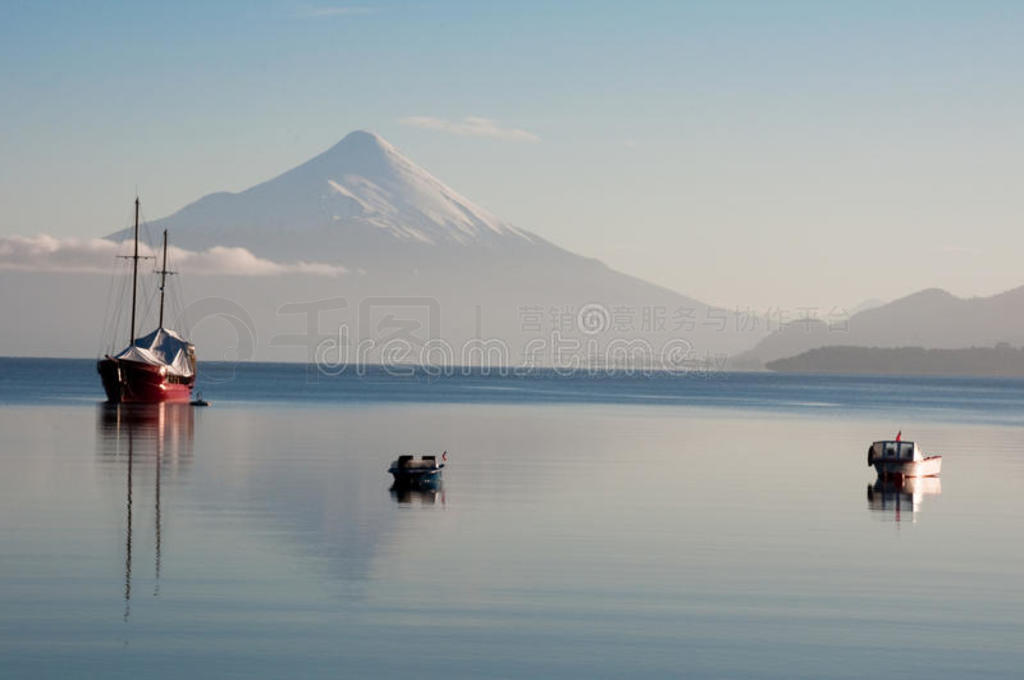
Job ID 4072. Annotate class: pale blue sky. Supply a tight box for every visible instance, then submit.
[2,1,1023,310]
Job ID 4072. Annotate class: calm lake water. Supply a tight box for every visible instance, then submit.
[2,358,1024,678]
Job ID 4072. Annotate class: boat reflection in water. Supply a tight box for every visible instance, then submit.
[390,476,446,506]
[866,476,942,523]
[96,403,195,620]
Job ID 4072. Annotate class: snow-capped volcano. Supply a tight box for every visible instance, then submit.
[97,130,768,361]
[110,130,548,263]
[314,130,535,245]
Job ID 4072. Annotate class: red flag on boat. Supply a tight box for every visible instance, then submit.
[896,430,902,443]
[442,450,448,462]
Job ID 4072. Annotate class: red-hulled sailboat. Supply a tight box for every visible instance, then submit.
[98,199,197,403]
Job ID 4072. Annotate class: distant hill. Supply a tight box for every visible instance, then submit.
[766,344,1024,377]
[732,286,1024,369]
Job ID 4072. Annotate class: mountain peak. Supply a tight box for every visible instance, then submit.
[891,288,956,307]
[327,129,394,155]
[109,128,544,257]
[344,128,383,143]
[314,129,398,172]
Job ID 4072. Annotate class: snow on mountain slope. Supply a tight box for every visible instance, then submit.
[109,130,545,262]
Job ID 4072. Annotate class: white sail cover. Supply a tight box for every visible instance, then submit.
[115,327,195,377]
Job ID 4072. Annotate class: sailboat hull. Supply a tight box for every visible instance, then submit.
[98,358,194,404]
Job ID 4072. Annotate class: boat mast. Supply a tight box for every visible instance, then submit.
[157,229,171,328]
[129,198,140,345]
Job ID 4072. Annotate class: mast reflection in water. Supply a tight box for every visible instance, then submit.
[96,403,195,621]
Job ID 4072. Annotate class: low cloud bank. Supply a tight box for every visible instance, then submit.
[0,235,347,277]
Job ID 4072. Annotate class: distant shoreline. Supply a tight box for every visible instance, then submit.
[766,344,1024,377]
[8,352,1024,380]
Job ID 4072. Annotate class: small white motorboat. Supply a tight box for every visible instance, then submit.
[388,453,446,484]
[867,439,942,478]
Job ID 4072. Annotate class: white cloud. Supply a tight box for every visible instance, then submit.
[0,235,346,277]
[399,116,540,142]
